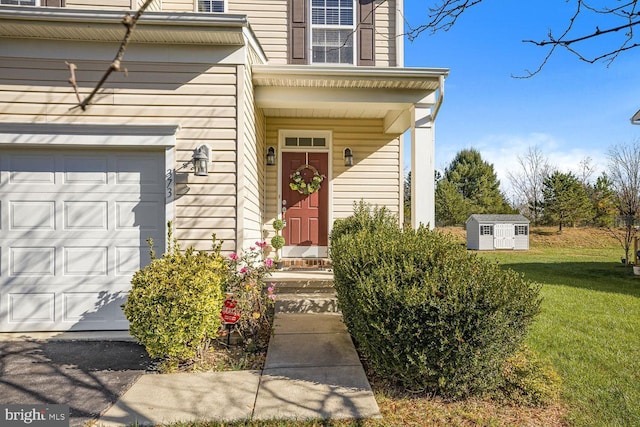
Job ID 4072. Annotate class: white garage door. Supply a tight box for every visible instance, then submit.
[0,148,166,332]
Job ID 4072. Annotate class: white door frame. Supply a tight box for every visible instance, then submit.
[277,129,332,258]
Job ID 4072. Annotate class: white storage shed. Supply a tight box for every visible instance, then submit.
[466,214,530,251]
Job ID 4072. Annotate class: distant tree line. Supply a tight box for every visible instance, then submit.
[406,141,640,262]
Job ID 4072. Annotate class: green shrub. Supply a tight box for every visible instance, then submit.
[272,219,285,231]
[330,205,542,399]
[123,224,228,370]
[499,345,562,406]
[330,200,398,243]
[270,235,285,250]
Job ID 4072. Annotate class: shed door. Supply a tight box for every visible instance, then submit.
[0,148,165,332]
[494,224,515,249]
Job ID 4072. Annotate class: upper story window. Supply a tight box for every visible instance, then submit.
[311,0,354,64]
[1,0,37,5]
[289,0,375,66]
[198,0,224,12]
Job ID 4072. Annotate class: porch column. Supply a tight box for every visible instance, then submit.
[411,99,435,229]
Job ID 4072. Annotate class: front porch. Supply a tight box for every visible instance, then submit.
[253,65,448,256]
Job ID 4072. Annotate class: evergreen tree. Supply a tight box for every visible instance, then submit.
[542,171,593,231]
[589,173,617,227]
[435,149,514,226]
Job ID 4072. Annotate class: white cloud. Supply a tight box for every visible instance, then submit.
[435,132,606,199]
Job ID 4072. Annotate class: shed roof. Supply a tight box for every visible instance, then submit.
[466,214,530,224]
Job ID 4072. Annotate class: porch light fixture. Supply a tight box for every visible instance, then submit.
[344,147,353,167]
[192,145,210,176]
[266,146,276,165]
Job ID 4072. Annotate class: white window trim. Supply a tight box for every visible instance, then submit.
[480,224,493,236]
[309,0,356,65]
[195,0,226,13]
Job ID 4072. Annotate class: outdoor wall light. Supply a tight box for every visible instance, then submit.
[192,145,210,176]
[266,146,276,165]
[344,147,353,167]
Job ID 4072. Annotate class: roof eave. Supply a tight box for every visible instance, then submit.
[632,109,640,125]
[0,6,248,27]
[0,6,250,44]
[252,64,450,82]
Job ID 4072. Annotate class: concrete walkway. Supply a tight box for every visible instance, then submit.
[98,307,380,425]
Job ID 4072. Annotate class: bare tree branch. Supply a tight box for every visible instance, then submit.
[68,0,155,111]
[408,0,640,77]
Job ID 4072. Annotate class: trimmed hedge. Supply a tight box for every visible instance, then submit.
[330,204,542,398]
[124,226,228,369]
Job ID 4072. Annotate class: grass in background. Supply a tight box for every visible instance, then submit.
[479,244,640,426]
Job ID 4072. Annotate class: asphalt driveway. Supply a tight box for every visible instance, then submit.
[0,339,154,427]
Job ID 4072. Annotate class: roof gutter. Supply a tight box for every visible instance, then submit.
[252,64,449,80]
[431,74,445,121]
[0,5,248,28]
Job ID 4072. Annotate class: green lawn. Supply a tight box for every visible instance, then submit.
[479,247,640,427]
[164,241,640,427]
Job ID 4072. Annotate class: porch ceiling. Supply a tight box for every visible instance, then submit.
[0,6,248,45]
[252,65,449,133]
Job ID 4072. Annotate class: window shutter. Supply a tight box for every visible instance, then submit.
[42,0,65,6]
[289,0,308,64]
[357,0,375,66]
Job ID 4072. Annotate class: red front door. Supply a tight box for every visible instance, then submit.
[282,152,329,247]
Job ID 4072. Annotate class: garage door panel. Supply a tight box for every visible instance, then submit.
[10,247,55,277]
[1,148,166,332]
[63,291,127,323]
[116,246,152,276]
[8,293,55,324]
[116,200,164,231]
[64,201,108,230]
[8,155,55,184]
[11,200,55,230]
[63,156,108,185]
[115,156,164,186]
[64,247,108,276]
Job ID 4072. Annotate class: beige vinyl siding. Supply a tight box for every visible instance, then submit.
[162,0,194,12]
[375,0,397,67]
[139,0,162,11]
[236,62,265,250]
[228,0,288,64]
[65,0,133,9]
[0,53,239,252]
[264,117,401,237]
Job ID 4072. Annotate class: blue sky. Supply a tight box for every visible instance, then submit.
[402,0,640,198]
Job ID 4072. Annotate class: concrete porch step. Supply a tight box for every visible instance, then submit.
[270,271,339,314]
[275,294,339,314]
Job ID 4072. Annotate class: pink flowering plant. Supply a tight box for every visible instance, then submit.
[225,242,276,344]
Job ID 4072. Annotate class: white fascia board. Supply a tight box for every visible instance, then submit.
[632,109,640,125]
[0,123,179,147]
[252,64,449,81]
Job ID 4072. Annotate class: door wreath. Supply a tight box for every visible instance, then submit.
[289,164,325,195]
